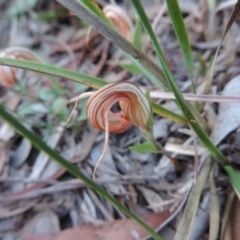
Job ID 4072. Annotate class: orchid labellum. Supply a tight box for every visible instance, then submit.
[103,5,134,41]
[0,47,42,87]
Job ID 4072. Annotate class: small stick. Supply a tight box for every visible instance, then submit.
[150,91,240,103]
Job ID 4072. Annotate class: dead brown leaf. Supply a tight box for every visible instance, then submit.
[223,196,240,240]
[22,211,171,240]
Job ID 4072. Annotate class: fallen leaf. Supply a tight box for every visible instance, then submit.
[223,196,240,240]
[71,126,99,163]
[138,186,165,213]
[23,211,172,240]
[89,141,126,195]
[11,138,32,168]
[211,75,240,145]
[19,210,60,240]
[28,126,64,181]
[0,200,36,220]
[0,144,6,174]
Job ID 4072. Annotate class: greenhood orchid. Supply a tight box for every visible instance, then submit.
[66,82,151,178]
[0,47,41,87]
[103,5,134,41]
[86,82,151,133]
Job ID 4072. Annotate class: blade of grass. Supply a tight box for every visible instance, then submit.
[0,57,107,89]
[133,17,142,49]
[165,0,195,93]
[0,57,186,124]
[131,0,240,195]
[0,103,163,240]
[56,0,169,90]
[152,103,186,124]
[78,0,115,27]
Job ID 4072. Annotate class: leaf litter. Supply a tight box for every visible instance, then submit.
[1,0,240,239]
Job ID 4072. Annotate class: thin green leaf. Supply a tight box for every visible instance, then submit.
[32,8,67,22]
[165,0,195,93]
[145,90,154,135]
[133,17,142,49]
[152,103,187,124]
[78,97,88,121]
[131,0,240,195]
[52,97,69,119]
[0,103,162,240]
[130,141,160,153]
[0,57,107,89]
[224,166,240,199]
[0,57,185,123]
[130,56,165,89]
[78,0,115,27]
[120,63,143,75]
[38,88,57,101]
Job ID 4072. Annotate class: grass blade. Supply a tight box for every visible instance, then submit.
[0,57,107,88]
[152,103,187,124]
[78,0,115,27]
[0,57,186,123]
[133,17,142,49]
[0,103,163,240]
[165,0,195,93]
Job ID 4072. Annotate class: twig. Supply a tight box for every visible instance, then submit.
[150,91,240,103]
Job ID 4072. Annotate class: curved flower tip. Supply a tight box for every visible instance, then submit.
[0,47,41,87]
[103,5,134,41]
[86,82,151,133]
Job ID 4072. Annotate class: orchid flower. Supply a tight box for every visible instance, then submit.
[87,82,150,178]
[0,47,42,87]
[103,5,134,41]
[87,82,150,133]
[66,82,151,178]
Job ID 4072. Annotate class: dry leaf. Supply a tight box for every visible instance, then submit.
[223,196,240,240]
[89,142,126,195]
[19,210,60,240]
[0,200,36,220]
[138,186,165,213]
[12,138,32,168]
[211,75,240,145]
[71,127,99,163]
[22,211,171,240]
[28,126,64,181]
